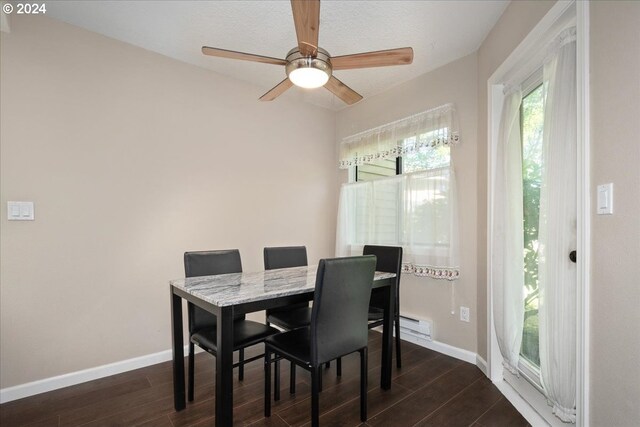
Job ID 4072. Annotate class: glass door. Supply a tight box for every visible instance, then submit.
[520,83,544,372]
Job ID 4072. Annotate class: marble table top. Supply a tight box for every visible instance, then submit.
[170,265,396,307]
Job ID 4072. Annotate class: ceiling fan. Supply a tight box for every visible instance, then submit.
[201,0,413,105]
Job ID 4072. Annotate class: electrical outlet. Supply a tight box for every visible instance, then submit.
[460,306,470,322]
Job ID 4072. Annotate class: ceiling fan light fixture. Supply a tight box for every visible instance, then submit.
[285,47,332,89]
[289,67,329,89]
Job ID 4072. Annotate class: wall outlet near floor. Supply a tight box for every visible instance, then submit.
[460,306,470,322]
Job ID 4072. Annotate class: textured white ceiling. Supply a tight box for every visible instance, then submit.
[45,1,508,110]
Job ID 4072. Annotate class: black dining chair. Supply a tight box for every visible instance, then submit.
[264,255,376,427]
[335,245,403,376]
[184,249,279,402]
[264,246,311,330]
[364,245,403,368]
[264,246,312,395]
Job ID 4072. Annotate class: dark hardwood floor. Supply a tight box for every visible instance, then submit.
[1,332,529,427]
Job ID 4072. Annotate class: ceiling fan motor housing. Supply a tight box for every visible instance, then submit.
[285,47,332,88]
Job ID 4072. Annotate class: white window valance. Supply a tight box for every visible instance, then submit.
[338,103,461,169]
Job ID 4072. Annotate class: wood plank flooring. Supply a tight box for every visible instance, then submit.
[1,333,529,427]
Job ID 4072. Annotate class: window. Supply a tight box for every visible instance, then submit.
[520,83,544,368]
[338,160,458,279]
[337,105,460,280]
[353,130,453,253]
[356,157,397,181]
[356,131,451,182]
[403,144,450,173]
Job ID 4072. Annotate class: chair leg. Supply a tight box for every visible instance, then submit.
[290,362,296,394]
[395,313,402,368]
[337,357,342,376]
[311,366,321,427]
[360,348,368,422]
[238,348,245,381]
[274,359,281,401]
[264,349,271,417]
[188,342,195,402]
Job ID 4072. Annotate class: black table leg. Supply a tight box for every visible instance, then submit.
[215,306,234,427]
[380,281,395,389]
[171,287,186,410]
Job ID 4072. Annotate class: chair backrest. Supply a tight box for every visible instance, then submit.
[310,255,376,365]
[363,245,402,309]
[263,246,308,270]
[264,246,309,313]
[185,249,242,277]
[184,249,244,331]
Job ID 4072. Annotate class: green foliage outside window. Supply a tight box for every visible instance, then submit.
[403,144,450,173]
[521,84,544,367]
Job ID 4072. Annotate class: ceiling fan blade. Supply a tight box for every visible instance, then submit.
[291,0,320,57]
[331,47,414,70]
[324,76,362,105]
[202,46,286,66]
[259,78,294,101]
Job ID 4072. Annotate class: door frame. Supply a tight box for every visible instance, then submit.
[486,1,590,425]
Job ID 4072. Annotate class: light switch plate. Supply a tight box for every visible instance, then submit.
[597,183,613,215]
[7,201,34,220]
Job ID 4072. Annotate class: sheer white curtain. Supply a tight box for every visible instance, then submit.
[336,167,459,280]
[402,166,459,279]
[492,88,525,374]
[538,27,577,423]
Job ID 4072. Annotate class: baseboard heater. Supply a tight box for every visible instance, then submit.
[397,315,433,346]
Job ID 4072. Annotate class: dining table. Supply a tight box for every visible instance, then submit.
[170,264,397,427]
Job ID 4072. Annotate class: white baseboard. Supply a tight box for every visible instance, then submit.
[0,345,196,404]
[380,327,477,365]
[369,325,477,366]
[370,327,479,366]
[416,338,477,364]
[476,354,488,376]
[494,378,550,427]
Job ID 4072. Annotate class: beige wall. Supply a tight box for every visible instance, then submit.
[0,16,337,388]
[590,2,640,424]
[475,0,556,361]
[336,53,479,352]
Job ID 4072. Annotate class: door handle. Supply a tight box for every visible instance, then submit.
[569,250,577,263]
